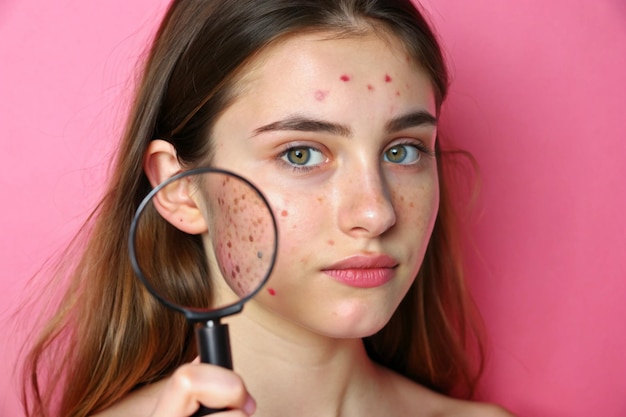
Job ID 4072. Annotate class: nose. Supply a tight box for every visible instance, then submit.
[337,165,397,238]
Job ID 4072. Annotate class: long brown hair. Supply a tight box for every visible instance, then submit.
[22,1,482,415]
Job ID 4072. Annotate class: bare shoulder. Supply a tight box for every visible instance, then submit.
[380,367,516,417]
[89,379,166,417]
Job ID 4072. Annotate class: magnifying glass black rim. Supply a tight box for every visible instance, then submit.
[128,167,279,323]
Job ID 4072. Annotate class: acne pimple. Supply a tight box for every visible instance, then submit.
[367,84,374,91]
[327,240,335,246]
[385,74,392,82]
[268,288,276,296]
[396,91,401,97]
[314,90,329,101]
[281,210,288,217]
[340,74,351,82]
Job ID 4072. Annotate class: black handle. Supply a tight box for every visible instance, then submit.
[190,321,233,416]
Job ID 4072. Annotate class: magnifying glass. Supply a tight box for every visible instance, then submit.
[129,167,278,416]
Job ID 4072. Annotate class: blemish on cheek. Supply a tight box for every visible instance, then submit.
[340,74,351,82]
[268,288,276,296]
[281,210,288,217]
[314,90,329,101]
[385,74,392,83]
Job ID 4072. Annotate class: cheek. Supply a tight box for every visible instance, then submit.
[210,181,276,298]
[392,175,439,230]
[270,193,328,265]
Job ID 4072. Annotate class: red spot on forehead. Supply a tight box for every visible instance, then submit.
[314,90,329,101]
[385,74,392,82]
[340,74,351,82]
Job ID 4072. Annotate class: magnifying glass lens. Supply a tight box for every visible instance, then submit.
[132,169,277,315]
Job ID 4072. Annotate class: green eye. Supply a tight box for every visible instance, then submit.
[286,148,311,165]
[281,146,325,168]
[383,144,421,164]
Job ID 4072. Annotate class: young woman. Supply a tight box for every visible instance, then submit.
[22,1,514,416]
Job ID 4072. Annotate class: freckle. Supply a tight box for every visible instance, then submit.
[409,202,415,208]
[327,240,335,246]
[367,84,374,91]
[314,90,329,101]
[281,210,288,217]
[268,288,276,296]
[385,74,392,82]
[340,74,351,82]
[317,197,324,203]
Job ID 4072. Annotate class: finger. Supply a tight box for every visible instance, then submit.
[150,363,255,417]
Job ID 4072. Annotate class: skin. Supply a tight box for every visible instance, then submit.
[95,31,515,417]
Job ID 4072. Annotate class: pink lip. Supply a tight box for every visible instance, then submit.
[322,255,398,288]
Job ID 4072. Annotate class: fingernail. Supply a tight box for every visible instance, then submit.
[243,395,257,415]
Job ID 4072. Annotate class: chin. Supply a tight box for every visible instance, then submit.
[314,302,396,339]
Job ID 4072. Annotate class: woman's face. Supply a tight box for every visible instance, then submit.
[209,31,439,339]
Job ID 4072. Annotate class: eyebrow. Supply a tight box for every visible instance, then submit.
[385,110,437,133]
[252,110,437,138]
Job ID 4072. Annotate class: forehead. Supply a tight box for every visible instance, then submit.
[234,30,433,100]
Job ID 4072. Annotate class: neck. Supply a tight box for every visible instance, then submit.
[224,303,385,417]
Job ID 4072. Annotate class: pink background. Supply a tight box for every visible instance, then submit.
[1,1,625,416]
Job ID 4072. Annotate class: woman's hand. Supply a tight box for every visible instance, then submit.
[150,361,256,417]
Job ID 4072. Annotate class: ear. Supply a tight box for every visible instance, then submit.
[143,140,208,234]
